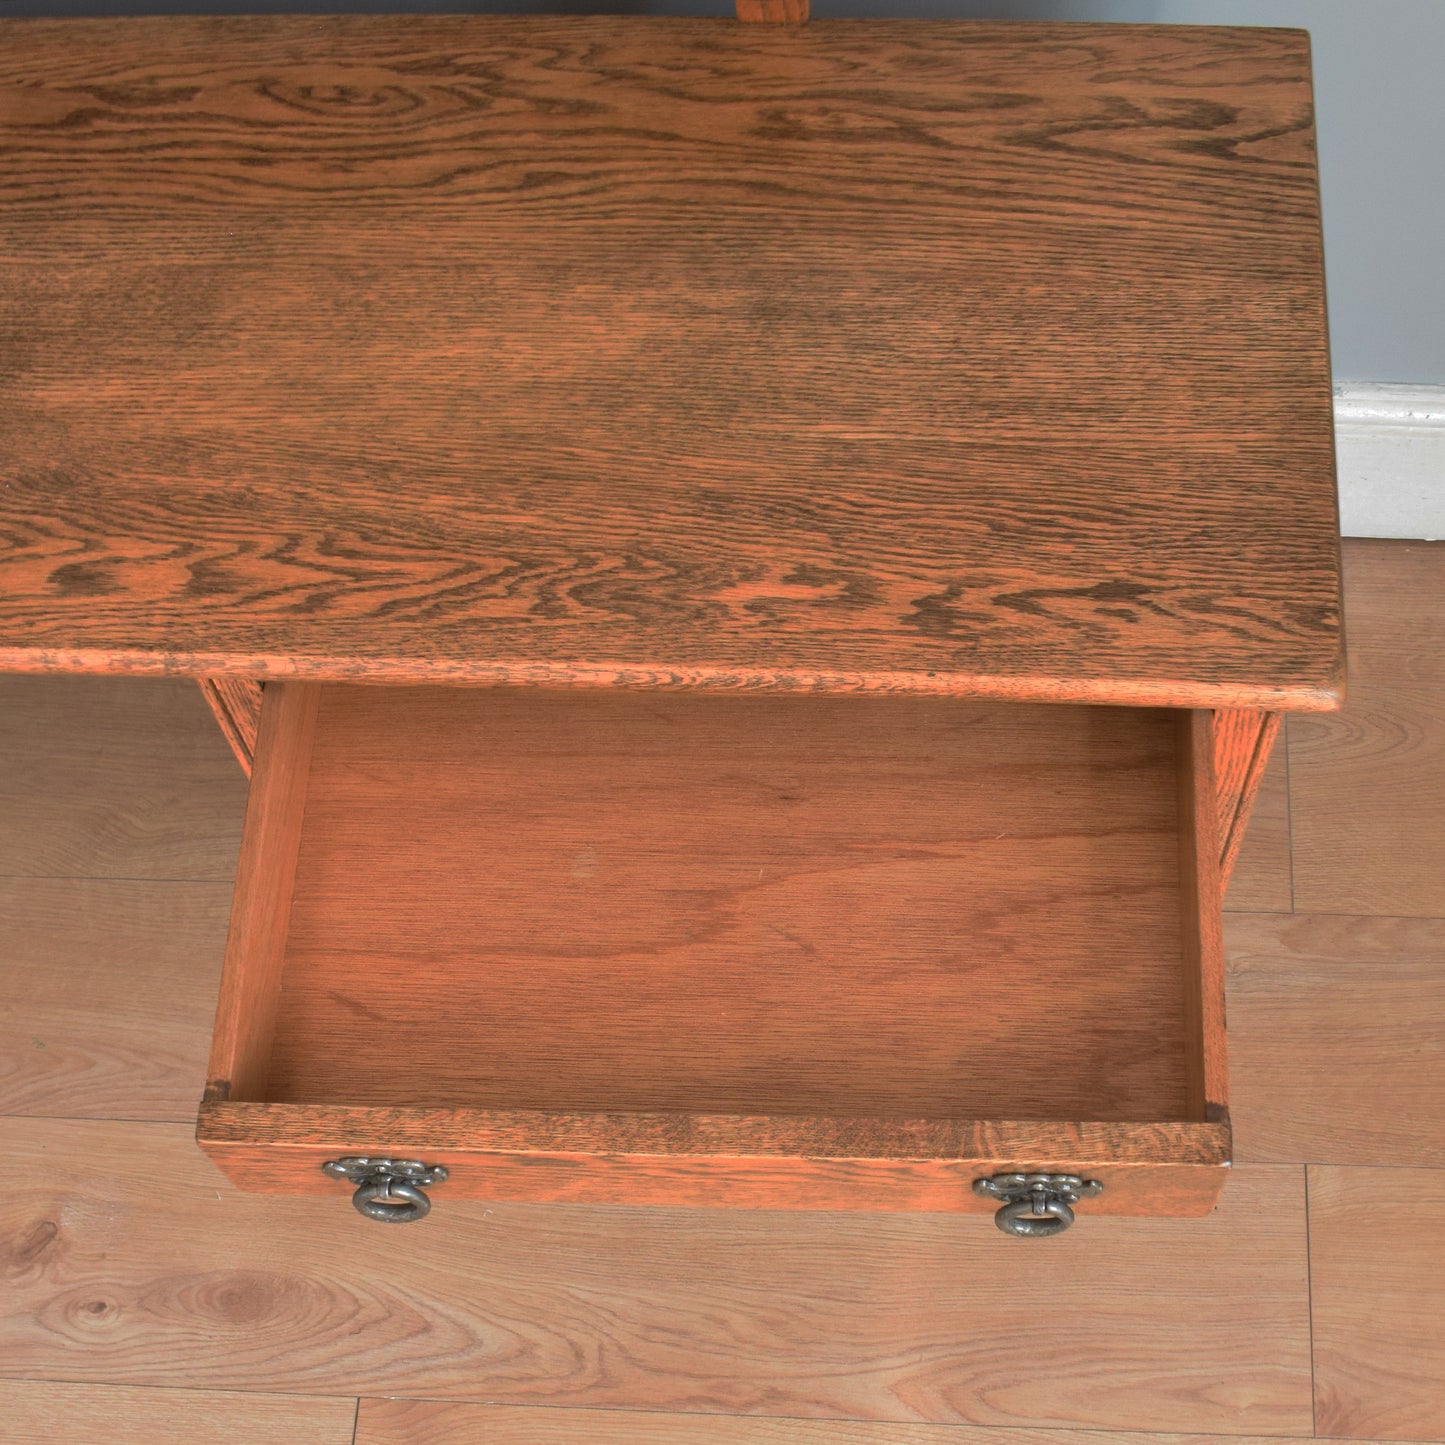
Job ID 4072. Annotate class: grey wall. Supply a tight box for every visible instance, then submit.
[5,0,1442,383]
[1184,1,1445,387]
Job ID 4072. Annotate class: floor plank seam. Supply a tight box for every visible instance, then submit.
[0,1374,361,1404]
[1283,713,1298,914]
[0,873,237,885]
[1224,909,1445,925]
[0,1114,203,1127]
[1305,1164,1319,1438]
[0,1115,204,1128]
[347,1395,1328,1436]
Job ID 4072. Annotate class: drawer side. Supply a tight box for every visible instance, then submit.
[205,682,320,1103]
[1180,710,1229,1123]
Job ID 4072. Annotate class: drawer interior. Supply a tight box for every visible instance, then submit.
[200,682,1227,1213]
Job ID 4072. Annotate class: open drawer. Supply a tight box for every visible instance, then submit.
[198,682,1229,1235]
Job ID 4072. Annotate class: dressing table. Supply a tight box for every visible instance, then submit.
[0,8,1342,1234]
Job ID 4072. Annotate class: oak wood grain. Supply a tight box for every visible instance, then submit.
[261,685,1198,1122]
[198,1106,1233,1167]
[1309,1165,1445,1440]
[0,878,230,1122]
[205,681,318,1105]
[1213,708,1270,839]
[1290,540,1445,915]
[1213,708,1281,885]
[1178,711,1227,1123]
[0,16,1340,709]
[197,677,263,776]
[0,1380,357,1445]
[198,1104,1229,1215]
[1222,737,1292,913]
[737,0,810,22]
[357,1401,1380,1445]
[0,674,244,881]
[0,1117,1312,1432]
[1227,913,1445,1166]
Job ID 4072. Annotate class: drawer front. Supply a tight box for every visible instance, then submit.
[199,1104,1231,1221]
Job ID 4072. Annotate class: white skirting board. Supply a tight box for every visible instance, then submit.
[1335,383,1445,540]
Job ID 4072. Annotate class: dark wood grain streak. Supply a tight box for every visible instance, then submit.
[197,1103,1229,1215]
[196,677,262,775]
[0,17,1341,709]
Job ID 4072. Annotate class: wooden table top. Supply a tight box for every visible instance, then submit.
[0,16,1342,708]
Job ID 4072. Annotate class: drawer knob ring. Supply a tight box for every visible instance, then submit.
[322,1157,450,1223]
[973,1172,1104,1237]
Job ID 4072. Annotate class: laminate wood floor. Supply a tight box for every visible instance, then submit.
[1,539,1441,1445]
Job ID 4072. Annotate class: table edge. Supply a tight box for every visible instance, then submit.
[0,644,1345,712]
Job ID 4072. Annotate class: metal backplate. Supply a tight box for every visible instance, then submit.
[322,1157,450,1223]
[973,1172,1104,1238]
[322,1157,448,1187]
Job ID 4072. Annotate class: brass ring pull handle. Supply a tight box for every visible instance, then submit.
[322,1157,449,1223]
[973,1172,1103,1237]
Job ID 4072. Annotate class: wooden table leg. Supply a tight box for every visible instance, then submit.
[198,678,264,777]
[1213,708,1282,886]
